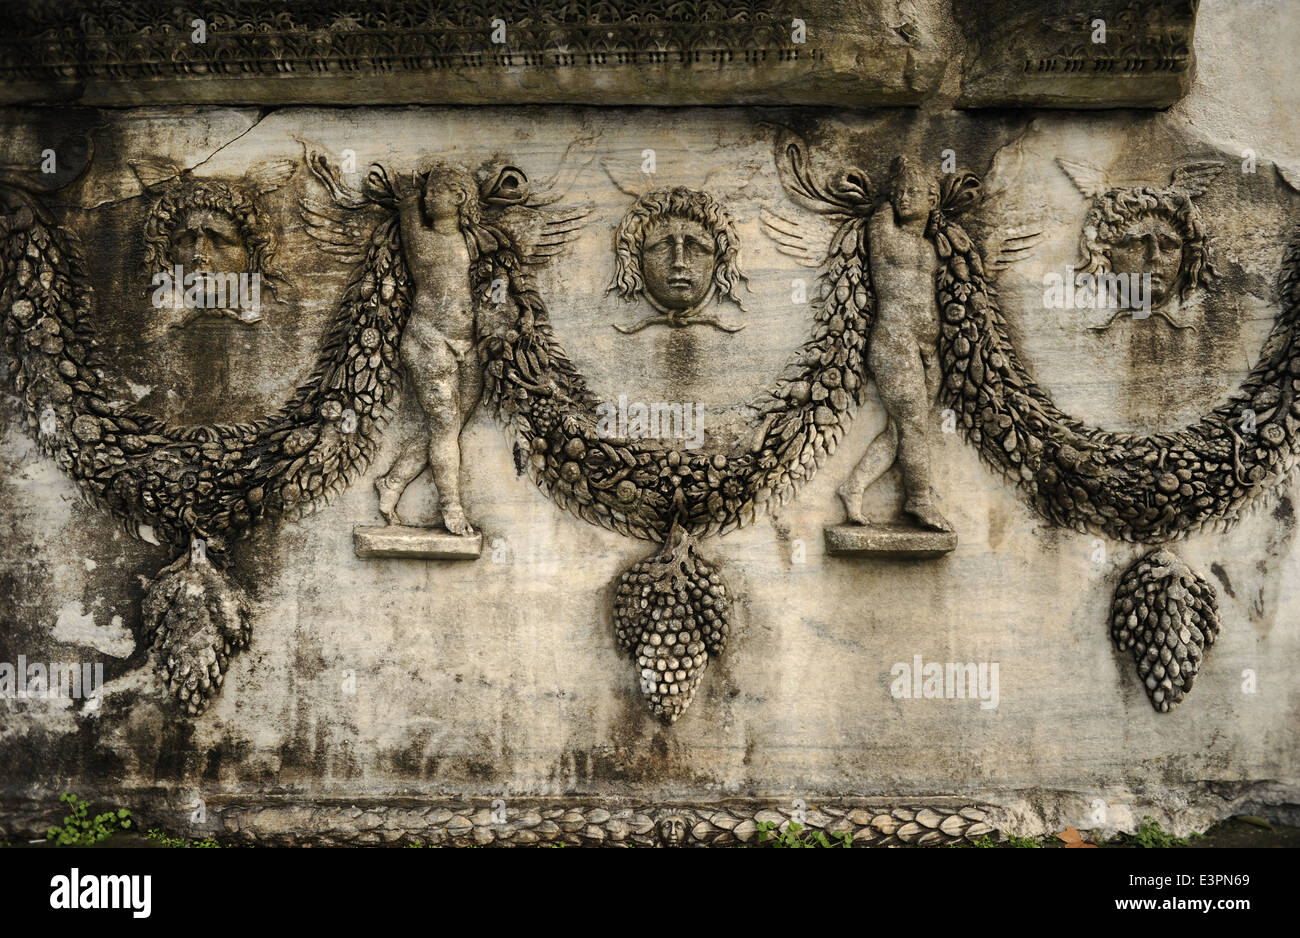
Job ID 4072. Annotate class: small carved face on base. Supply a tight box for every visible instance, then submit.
[656,813,689,847]
[611,186,746,331]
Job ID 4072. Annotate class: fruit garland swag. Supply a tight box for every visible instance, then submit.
[4,136,1297,719]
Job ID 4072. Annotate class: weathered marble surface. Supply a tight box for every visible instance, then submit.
[1,0,1297,845]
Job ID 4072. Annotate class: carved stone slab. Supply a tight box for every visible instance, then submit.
[824,524,957,558]
[353,526,483,560]
[0,0,1199,110]
[954,0,1198,109]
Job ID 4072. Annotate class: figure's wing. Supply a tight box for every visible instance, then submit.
[1057,158,1110,199]
[299,146,386,266]
[527,135,597,207]
[488,201,592,266]
[984,227,1044,278]
[130,157,184,192]
[760,207,834,269]
[246,158,296,196]
[299,197,381,265]
[601,157,653,198]
[479,159,593,265]
[1170,161,1222,197]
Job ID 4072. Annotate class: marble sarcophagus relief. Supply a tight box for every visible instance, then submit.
[1,0,1296,845]
[4,107,1297,721]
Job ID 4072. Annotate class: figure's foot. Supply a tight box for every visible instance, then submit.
[440,503,475,537]
[837,483,869,526]
[375,477,404,526]
[903,496,953,532]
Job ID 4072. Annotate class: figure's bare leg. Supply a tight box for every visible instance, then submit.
[406,342,475,536]
[457,355,484,424]
[875,338,952,532]
[375,435,428,526]
[837,417,898,525]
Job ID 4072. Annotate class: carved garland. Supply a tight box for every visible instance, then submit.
[2,134,1295,720]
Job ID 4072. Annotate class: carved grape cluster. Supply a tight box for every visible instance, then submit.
[1110,549,1220,712]
[613,534,730,723]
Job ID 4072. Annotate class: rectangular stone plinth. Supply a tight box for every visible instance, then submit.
[353,526,482,560]
[824,524,957,559]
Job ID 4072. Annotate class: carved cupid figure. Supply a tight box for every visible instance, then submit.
[301,143,592,536]
[764,141,1040,536]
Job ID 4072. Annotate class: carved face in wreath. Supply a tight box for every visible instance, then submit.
[141,178,284,329]
[640,216,718,312]
[1106,215,1184,306]
[610,186,746,324]
[169,208,248,281]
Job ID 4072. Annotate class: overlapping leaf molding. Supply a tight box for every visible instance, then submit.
[3,134,1296,719]
[0,797,1002,847]
[214,801,1003,847]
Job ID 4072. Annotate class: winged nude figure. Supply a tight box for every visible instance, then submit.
[764,154,1041,533]
[301,143,592,535]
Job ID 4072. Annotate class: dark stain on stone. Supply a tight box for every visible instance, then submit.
[1209,562,1235,598]
[385,729,433,776]
[462,758,498,782]
[277,703,328,779]
[331,739,363,780]
[202,737,253,783]
[1271,492,1295,527]
[152,720,197,781]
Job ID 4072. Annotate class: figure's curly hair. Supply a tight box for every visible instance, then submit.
[1078,186,1214,305]
[419,161,481,230]
[142,180,284,290]
[611,186,747,306]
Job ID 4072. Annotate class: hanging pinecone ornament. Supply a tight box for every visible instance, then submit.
[140,540,252,716]
[613,525,731,724]
[1110,548,1221,713]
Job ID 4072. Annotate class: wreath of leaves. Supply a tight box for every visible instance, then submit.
[4,145,1298,560]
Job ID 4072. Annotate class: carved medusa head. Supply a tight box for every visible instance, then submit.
[611,186,747,324]
[1057,160,1221,317]
[142,179,281,288]
[1077,186,1214,309]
